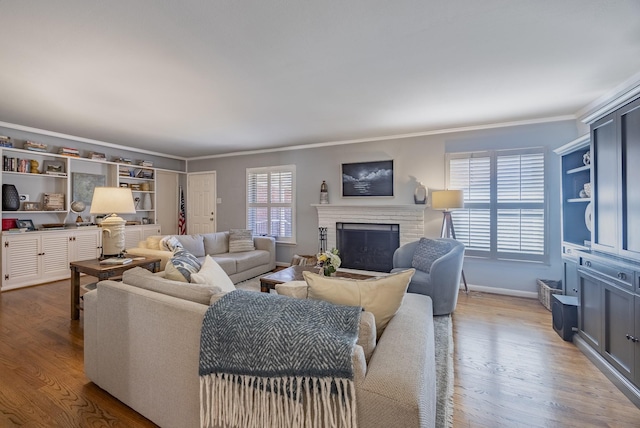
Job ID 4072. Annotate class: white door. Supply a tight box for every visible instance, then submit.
[188,172,216,234]
[156,170,179,235]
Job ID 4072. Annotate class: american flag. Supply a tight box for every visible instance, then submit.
[178,185,186,235]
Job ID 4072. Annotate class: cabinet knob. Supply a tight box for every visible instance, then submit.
[585,261,592,267]
[572,288,578,293]
[617,272,626,280]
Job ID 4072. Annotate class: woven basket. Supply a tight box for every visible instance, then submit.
[537,279,563,311]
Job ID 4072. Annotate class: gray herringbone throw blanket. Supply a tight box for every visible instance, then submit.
[199,290,362,428]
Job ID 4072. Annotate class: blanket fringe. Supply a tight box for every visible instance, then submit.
[200,374,357,428]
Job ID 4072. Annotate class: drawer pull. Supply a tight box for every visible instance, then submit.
[585,260,592,267]
[627,334,639,343]
[617,272,626,280]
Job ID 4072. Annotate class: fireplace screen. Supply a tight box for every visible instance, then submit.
[336,223,400,272]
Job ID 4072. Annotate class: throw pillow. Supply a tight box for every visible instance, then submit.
[228,229,255,253]
[164,248,202,282]
[145,235,164,250]
[303,269,414,337]
[411,238,452,273]
[160,235,183,252]
[190,255,236,293]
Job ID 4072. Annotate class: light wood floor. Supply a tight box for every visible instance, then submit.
[1,280,640,427]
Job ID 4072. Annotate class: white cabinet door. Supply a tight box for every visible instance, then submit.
[2,234,41,290]
[142,224,162,239]
[72,229,102,261]
[41,232,72,280]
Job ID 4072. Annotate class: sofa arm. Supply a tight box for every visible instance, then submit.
[126,247,173,271]
[254,236,276,269]
[357,293,436,428]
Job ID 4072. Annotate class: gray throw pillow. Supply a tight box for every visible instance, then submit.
[411,238,452,273]
[228,229,255,253]
[164,248,202,282]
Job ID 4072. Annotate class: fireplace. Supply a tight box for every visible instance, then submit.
[336,223,400,272]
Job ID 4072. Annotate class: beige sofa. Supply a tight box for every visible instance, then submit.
[126,231,276,283]
[84,273,436,428]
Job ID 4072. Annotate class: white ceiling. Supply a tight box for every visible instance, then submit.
[1,0,639,158]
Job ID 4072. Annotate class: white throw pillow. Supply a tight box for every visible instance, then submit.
[190,255,236,292]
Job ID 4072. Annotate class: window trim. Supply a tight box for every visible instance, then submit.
[446,147,548,263]
[246,164,296,244]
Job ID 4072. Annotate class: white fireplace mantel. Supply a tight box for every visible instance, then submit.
[313,204,426,249]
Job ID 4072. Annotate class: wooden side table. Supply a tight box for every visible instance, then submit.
[69,257,161,320]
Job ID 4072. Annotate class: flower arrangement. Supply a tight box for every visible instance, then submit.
[317,248,341,276]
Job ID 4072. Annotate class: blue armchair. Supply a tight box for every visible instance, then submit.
[391,238,465,315]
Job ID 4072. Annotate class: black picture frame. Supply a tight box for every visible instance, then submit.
[341,160,394,197]
[42,160,65,174]
[16,219,36,231]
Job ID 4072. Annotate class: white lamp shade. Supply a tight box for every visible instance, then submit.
[89,187,137,215]
[431,190,464,210]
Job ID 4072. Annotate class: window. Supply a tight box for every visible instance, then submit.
[247,165,296,243]
[447,148,546,262]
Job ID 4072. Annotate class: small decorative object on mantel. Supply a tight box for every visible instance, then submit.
[320,180,329,204]
[414,182,427,204]
[583,150,591,166]
[317,248,341,276]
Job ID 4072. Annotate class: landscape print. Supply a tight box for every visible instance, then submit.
[341,160,394,197]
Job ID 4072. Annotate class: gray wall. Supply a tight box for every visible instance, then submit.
[188,119,579,294]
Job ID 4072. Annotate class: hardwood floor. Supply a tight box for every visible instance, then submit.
[1,280,640,427]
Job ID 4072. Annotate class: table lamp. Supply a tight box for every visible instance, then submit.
[431,189,468,293]
[90,187,136,257]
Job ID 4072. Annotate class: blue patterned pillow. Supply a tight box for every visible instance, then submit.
[411,238,452,273]
[164,248,202,282]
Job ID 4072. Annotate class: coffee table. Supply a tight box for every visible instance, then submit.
[259,265,376,293]
[69,257,161,320]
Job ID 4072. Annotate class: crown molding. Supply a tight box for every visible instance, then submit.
[577,72,640,125]
[0,121,187,161]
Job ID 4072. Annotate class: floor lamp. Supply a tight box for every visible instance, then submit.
[431,190,468,293]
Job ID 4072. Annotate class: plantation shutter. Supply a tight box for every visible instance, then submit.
[448,148,546,262]
[247,165,296,243]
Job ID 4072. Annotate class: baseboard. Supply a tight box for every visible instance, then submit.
[574,335,640,408]
[465,283,538,299]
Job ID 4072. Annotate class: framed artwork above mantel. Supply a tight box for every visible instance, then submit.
[341,160,394,197]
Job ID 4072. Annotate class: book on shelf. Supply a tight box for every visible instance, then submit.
[6,228,28,233]
[24,141,48,151]
[100,257,133,265]
[88,152,106,160]
[45,171,67,176]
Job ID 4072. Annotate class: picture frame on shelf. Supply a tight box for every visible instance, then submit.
[16,219,36,231]
[341,160,394,197]
[43,193,65,211]
[42,160,66,175]
[142,217,150,224]
[22,202,41,211]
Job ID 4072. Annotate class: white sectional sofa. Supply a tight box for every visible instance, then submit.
[126,231,276,283]
[83,270,437,428]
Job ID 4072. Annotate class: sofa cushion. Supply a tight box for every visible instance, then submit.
[122,267,220,305]
[275,280,309,299]
[411,238,452,273]
[303,269,414,337]
[174,234,205,257]
[190,255,236,293]
[233,250,271,272]
[228,229,255,253]
[203,232,229,255]
[165,248,202,282]
[211,256,237,276]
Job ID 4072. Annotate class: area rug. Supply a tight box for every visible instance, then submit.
[236,277,454,428]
